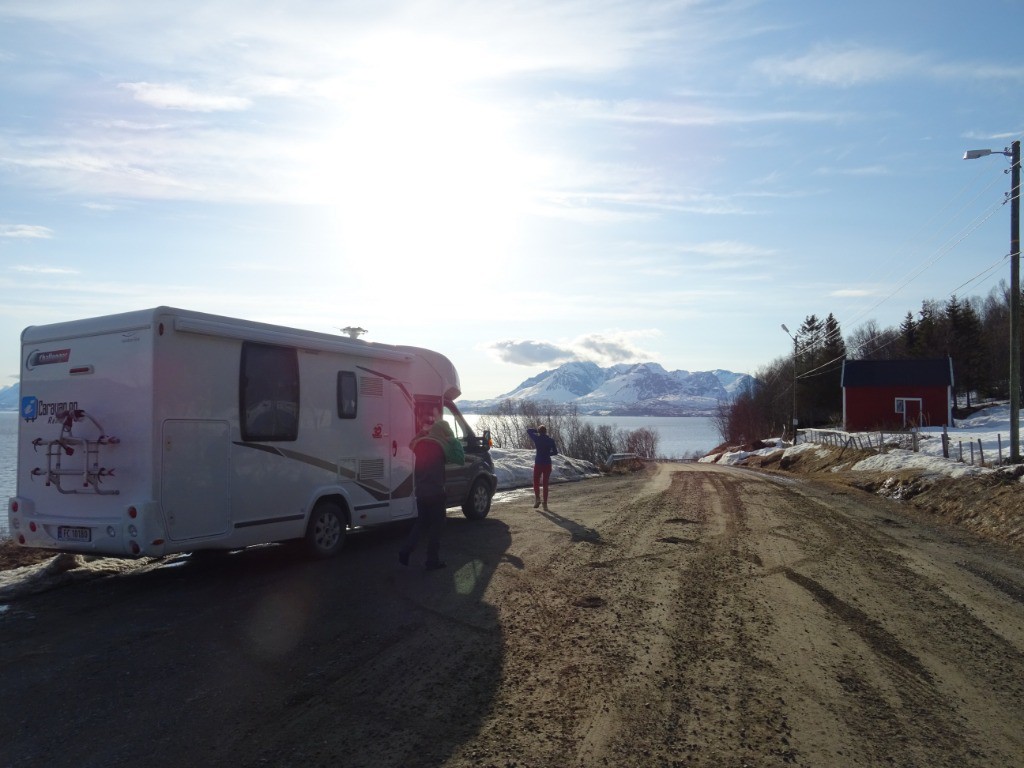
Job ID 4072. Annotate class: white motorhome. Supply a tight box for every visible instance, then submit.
[7,307,496,559]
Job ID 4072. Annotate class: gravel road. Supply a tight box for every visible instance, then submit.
[2,463,1023,767]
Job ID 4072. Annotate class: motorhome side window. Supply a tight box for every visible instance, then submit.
[337,371,357,418]
[240,342,299,442]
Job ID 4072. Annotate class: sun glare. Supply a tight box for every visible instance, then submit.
[311,33,531,302]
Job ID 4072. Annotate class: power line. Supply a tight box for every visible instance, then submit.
[843,165,1004,325]
[832,131,1024,339]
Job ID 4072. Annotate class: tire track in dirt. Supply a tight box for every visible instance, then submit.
[724,467,1020,767]
[452,464,1024,767]
[566,468,798,767]
[780,568,932,681]
[7,464,1024,768]
[449,472,667,766]
[957,560,1024,605]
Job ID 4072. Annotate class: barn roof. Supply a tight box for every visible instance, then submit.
[841,358,953,388]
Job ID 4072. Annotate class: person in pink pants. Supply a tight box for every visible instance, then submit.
[527,425,559,511]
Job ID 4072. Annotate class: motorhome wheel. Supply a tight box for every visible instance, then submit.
[305,501,346,558]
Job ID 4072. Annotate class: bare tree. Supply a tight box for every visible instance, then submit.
[475,401,661,465]
[623,427,659,458]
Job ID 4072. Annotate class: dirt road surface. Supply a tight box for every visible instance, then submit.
[2,463,1023,767]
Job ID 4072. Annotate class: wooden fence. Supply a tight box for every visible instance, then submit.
[799,427,1008,467]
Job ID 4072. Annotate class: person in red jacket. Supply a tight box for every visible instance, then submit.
[527,425,558,511]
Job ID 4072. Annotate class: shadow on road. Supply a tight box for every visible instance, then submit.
[535,505,604,544]
[0,514,513,768]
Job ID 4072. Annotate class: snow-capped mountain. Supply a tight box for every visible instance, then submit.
[0,383,18,411]
[496,361,610,405]
[458,362,753,416]
[0,364,755,416]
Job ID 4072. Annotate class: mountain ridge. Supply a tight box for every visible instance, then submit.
[0,362,756,417]
[458,361,753,416]
[0,384,18,411]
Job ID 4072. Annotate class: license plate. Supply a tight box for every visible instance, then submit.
[58,526,91,542]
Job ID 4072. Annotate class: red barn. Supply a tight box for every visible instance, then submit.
[841,358,954,431]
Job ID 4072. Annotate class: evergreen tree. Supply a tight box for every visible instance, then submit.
[792,313,844,427]
[916,299,947,358]
[946,296,984,407]
[899,312,917,356]
[722,282,1018,439]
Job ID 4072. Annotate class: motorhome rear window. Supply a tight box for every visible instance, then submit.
[337,371,357,418]
[240,342,299,441]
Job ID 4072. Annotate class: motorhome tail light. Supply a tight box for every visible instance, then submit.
[18,535,25,545]
[129,541,140,555]
[29,521,37,533]
[10,501,17,513]
[128,506,138,518]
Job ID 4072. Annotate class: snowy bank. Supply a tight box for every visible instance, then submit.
[699,403,1024,483]
[491,448,601,489]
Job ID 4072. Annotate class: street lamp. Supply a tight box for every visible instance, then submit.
[964,140,1021,462]
[781,324,798,444]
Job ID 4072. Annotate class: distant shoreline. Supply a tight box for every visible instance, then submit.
[459,409,718,418]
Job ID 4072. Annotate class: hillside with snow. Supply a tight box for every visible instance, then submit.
[0,362,755,417]
[0,384,17,411]
[458,362,753,416]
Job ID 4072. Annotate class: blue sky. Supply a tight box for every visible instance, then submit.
[1,1,1022,400]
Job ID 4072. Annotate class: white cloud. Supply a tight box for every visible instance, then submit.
[757,44,1024,89]
[814,164,890,177]
[11,265,77,274]
[487,331,656,367]
[933,62,1024,82]
[488,340,578,366]
[0,225,53,239]
[608,241,777,275]
[119,82,251,112]
[677,240,778,258]
[756,44,925,86]
[549,95,842,127]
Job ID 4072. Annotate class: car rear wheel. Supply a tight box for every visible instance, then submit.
[462,478,492,520]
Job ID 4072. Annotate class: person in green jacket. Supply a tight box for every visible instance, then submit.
[426,418,465,465]
[400,416,464,571]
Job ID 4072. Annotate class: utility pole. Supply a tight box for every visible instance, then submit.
[781,324,798,444]
[1010,140,1020,462]
[964,140,1021,462]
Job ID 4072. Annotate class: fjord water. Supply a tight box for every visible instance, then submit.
[1,411,16,537]
[463,414,721,459]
